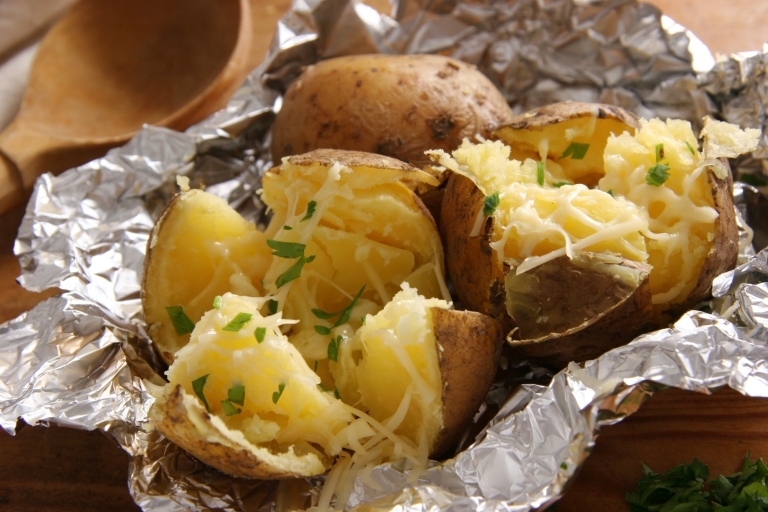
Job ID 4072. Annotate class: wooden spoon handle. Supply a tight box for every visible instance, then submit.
[0,151,26,215]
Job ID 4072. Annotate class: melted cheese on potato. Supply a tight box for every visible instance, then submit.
[430,139,650,275]
[260,158,449,365]
[598,118,746,309]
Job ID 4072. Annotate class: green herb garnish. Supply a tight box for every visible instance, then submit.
[560,462,568,470]
[275,254,316,288]
[312,285,366,334]
[220,400,241,416]
[685,140,696,155]
[165,306,196,336]
[283,225,293,230]
[301,200,317,222]
[272,383,286,404]
[655,143,665,163]
[267,239,307,259]
[222,312,253,332]
[267,299,278,315]
[314,360,319,372]
[191,374,211,412]
[553,181,572,188]
[483,191,500,217]
[606,189,614,197]
[560,142,590,160]
[740,172,768,187]
[536,161,545,186]
[254,327,266,343]
[213,296,222,309]
[327,335,341,362]
[646,163,671,186]
[227,384,245,406]
[625,453,768,511]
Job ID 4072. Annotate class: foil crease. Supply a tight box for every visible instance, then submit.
[1,0,768,511]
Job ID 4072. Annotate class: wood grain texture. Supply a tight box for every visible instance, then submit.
[0,1,765,511]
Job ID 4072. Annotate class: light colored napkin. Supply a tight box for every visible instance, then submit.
[0,0,76,130]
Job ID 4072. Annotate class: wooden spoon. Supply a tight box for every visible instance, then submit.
[0,0,252,214]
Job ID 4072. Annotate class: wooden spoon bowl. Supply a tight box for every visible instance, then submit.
[0,0,252,213]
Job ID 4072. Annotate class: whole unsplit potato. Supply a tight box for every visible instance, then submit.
[271,54,515,168]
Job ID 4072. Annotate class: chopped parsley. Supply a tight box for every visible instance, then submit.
[267,299,278,315]
[313,285,366,334]
[483,191,500,217]
[227,384,245,406]
[254,326,266,343]
[220,399,241,416]
[327,335,341,362]
[212,296,222,309]
[625,454,768,511]
[272,383,286,404]
[606,189,614,197]
[165,306,196,336]
[553,181,572,188]
[191,374,211,412]
[266,240,316,288]
[317,383,341,399]
[301,200,317,222]
[314,360,319,372]
[222,312,253,332]
[267,240,307,259]
[685,140,696,155]
[740,172,768,187]
[283,225,293,230]
[275,254,315,288]
[560,142,590,160]
[655,143,665,163]
[646,163,671,186]
[560,462,568,470]
[536,161,545,186]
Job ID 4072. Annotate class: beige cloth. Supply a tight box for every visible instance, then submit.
[0,0,76,130]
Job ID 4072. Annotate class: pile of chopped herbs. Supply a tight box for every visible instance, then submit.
[625,454,768,511]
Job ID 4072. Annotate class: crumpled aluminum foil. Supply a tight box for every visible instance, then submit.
[2,0,768,511]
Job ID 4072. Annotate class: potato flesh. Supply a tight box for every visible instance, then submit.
[260,159,448,363]
[143,190,273,358]
[498,116,634,187]
[599,118,718,309]
[331,284,447,453]
[165,293,353,460]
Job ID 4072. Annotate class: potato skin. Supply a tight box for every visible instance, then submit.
[150,385,331,479]
[431,307,503,457]
[271,54,514,168]
[497,101,640,133]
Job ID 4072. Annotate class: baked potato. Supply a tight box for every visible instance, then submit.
[434,101,759,367]
[142,149,504,495]
[271,54,514,169]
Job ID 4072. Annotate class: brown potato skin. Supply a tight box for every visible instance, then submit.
[151,385,330,480]
[505,255,653,369]
[439,172,507,320]
[431,307,503,458]
[497,101,640,133]
[271,54,514,168]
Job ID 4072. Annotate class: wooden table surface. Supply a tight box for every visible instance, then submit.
[1,1,767,511]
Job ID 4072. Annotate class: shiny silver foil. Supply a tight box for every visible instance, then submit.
[2,0,768,510]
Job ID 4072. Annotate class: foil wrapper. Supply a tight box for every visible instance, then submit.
[2,0,768,510]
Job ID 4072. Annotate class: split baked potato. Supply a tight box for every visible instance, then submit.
[141,149,503,497]
[435,101,759,368]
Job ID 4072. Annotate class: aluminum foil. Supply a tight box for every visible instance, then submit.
[2,0,768,510]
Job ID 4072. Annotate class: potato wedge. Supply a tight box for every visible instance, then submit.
[141,189,272,363]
